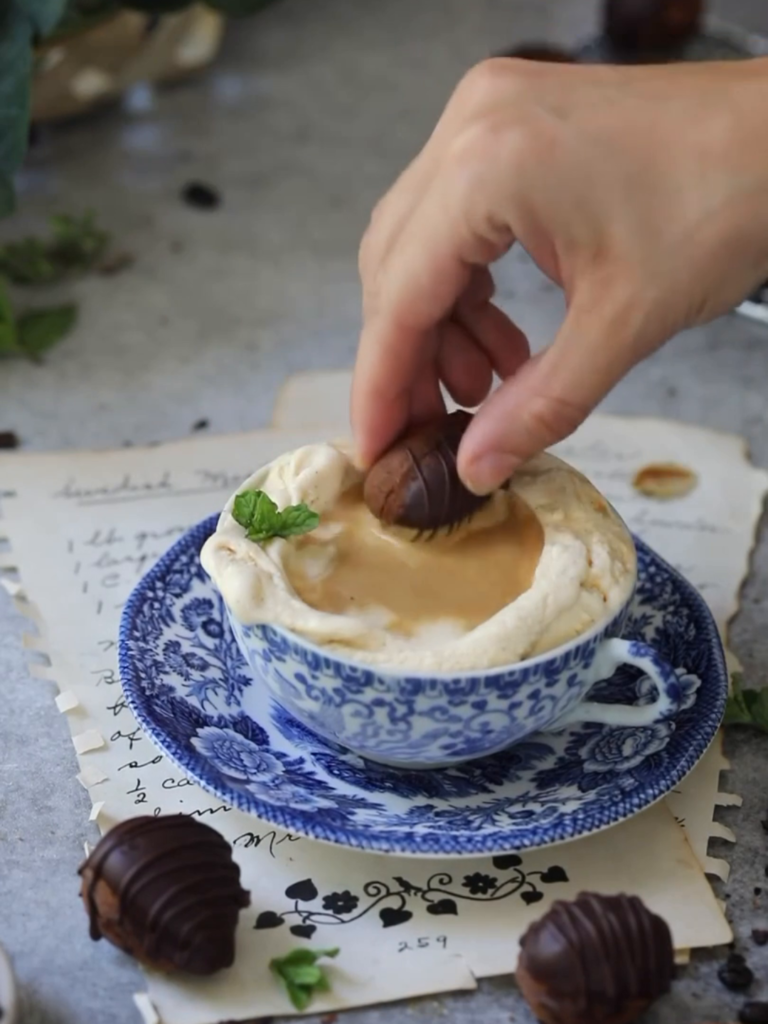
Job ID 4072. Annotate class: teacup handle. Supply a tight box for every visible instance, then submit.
[552,638,681,729]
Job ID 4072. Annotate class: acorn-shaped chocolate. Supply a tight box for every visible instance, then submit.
[79,815,250,975]
[363,410,490,533]
[603,0,704,58]
[516,892,674,1024]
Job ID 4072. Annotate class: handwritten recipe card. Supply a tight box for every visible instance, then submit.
[0,376,764,1022]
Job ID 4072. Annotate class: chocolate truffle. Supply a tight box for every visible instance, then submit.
[363,410,490,532]
[516,892,674,1024]
[79,815,250,975]
[499,43,575,63]
[603,0,703,58]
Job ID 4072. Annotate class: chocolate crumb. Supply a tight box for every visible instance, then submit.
[718,952,754,991]
[756,887,763,897]
[751,929,768,946]
[762,820,768,834]
[192,418,210,432]
[181,182,221,210]
[739,1002,768,1024]
[0,430,19,449]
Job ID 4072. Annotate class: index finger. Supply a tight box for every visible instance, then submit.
[351,196,478,468]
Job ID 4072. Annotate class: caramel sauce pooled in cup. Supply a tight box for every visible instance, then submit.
[283,484,545,638]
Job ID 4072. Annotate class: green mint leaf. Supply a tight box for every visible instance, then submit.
[16,303,76,359]
[277,503,321,538]
[0,211,110,284]
[270,947,339,1011]
[0,324,21,357]
[0,238,57,285]
[283,964,323,986]
[724,673,768,733]
[0,7,33,220]
[283,980,311,1012]
[0,277,20,356]
[274,948,324,966]
[313,972,331,993]
[232,489,319,544]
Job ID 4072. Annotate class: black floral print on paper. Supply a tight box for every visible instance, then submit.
[254,858,569,935]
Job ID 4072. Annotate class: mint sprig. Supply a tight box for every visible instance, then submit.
[724,673,768,734]
[270,947,339,1011]
[232,489,319,543]
[0,276,76,361]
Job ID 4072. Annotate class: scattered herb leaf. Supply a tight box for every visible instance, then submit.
[0,275,21,355]
[724,673,768,734]
[16,303,76,359]
[0,211,110,285]
[270,947,339,1011]
[0,274,76,361]
[232,489,320,543]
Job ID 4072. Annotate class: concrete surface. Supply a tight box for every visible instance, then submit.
[2,0,768,1021]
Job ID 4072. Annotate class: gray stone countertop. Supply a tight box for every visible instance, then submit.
[2,0,768,1021]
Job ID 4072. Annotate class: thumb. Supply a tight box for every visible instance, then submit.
[457,291,646,493]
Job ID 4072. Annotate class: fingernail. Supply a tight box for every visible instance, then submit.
[463,454,519,496]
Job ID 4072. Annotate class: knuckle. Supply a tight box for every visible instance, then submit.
[455,57,522,109]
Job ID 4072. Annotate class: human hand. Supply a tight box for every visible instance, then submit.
[352,56,768,493]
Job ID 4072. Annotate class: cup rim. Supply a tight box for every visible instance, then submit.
[238,573,639,682]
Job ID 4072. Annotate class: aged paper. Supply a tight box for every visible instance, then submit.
[273,370,767,633]
[273,370,762,875]
[0,414,754,1022]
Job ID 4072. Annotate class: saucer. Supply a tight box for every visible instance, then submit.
[119,516,727,857]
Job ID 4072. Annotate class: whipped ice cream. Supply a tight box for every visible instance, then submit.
[200,443,636,672]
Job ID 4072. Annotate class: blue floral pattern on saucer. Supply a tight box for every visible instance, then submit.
[119,516,727,857]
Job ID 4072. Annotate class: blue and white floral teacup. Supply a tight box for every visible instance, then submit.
[227,570,684,769]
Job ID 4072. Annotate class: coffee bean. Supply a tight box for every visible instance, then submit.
[0,430,19,449]
[739,1001,768,1024]
[181,182,221,210]
[752,929,768,946]
[718,953,754,991]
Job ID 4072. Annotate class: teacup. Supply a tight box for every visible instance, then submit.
[227,548,682,769]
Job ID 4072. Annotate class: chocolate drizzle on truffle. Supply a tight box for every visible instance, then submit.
[516,892,674,1024]
[79,815,250,975]
[363,410,490,534]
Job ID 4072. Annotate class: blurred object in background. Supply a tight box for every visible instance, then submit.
[1,0,282,216]
[604,0,703,60]
[32,6,225,124]
[578,0,760,63]
[496,43,576,63]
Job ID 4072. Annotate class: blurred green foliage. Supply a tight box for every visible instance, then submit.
[0,0,279,216]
